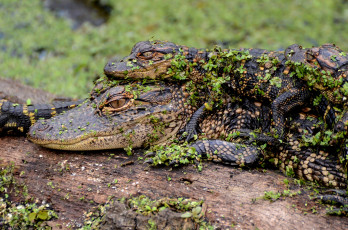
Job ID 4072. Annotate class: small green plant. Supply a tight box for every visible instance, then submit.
[0,199,58,229]
[80,203,108,229]
[145,143,204,171]
[0,164,57,228]
[126,195,213,228]
[256,189,301,202]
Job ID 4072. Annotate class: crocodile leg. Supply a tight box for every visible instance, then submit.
[271,88,309,138]
[191,140,260,167]
[315,94,336,127]
[0,99,84,134]
[236,130,280,146]
[316,190,348,215]
[179,104,205,142]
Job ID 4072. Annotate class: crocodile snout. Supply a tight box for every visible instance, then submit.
[28,120,54,142]
[104,57,129,77]
[104,61,118,75]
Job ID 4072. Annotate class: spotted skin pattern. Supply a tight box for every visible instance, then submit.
[21,79,345,191]
[1,78,344,208]
[104,41,348,140]
[3,41,347,206]
[193,98,347,189]
[0,99,83,134]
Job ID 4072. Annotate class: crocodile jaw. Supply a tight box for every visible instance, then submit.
[104,59,173,79]
[32,126,151,151]
[36,122,182,151]
[28,97,184,151]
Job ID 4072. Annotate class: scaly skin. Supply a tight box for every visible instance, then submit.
[28,81,194,150]
[104,41,348,140]
[2,41,347,210]
[0,99,83,134]
[285,44,348,106]
[27,79,347,190]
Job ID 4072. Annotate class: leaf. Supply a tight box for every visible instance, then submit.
[26,98,32,106]
[37,210,49,220]
[192,206,202,216]
[28,212,37,222]
[181,212,192,218]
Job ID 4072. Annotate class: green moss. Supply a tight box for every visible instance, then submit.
[146,142,203,169]
[0,0,347,98]
[127,195,213,228]
[0,164,57,229]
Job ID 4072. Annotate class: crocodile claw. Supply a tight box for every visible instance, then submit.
[144,158,154,164]
[144,151,156,157]
[237,129,280,146]
[316,189,348,215]
[178,126,201,142]
[178,104,205,142]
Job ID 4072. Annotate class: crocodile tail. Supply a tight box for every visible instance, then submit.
[191,139,260,167]
[0,99,84,134]
[277,148,347,188]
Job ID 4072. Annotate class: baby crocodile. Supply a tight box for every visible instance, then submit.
[104,41,348,141]
[26,79,347,190]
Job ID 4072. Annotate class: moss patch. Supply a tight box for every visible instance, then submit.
[0,0,347,98]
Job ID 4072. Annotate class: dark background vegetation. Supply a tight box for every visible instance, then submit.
[0,0,347,98]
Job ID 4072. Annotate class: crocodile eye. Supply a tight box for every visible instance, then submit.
[109,99,127,109]
[306,53,316,61]
[141,51,154,59]
[99,97,134,115]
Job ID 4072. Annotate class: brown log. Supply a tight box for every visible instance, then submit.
[1,136,347,229]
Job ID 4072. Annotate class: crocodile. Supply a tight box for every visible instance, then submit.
[1,41,346,209]
[25,78,347,191]
[0,99,83,134]
[104,41,348,141]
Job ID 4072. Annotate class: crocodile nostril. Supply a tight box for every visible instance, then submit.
[36,121,49,131]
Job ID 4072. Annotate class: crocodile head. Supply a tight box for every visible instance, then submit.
[104,40,206,80]
[28,81,191,151]
[286,44,348,105]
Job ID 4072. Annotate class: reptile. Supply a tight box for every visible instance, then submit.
[23,77,346,185]
[0,99,83,134]
[104,41,348,142]
[1,79,346,211]
[1,41,347,210]
[22,77,346,212]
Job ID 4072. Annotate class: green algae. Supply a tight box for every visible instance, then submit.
[0,0,347,98]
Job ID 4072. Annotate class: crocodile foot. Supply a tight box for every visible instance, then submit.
[316,189,348,215]
[236,129,281,146]
[145,140,261,168]
[178,104,205,142]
